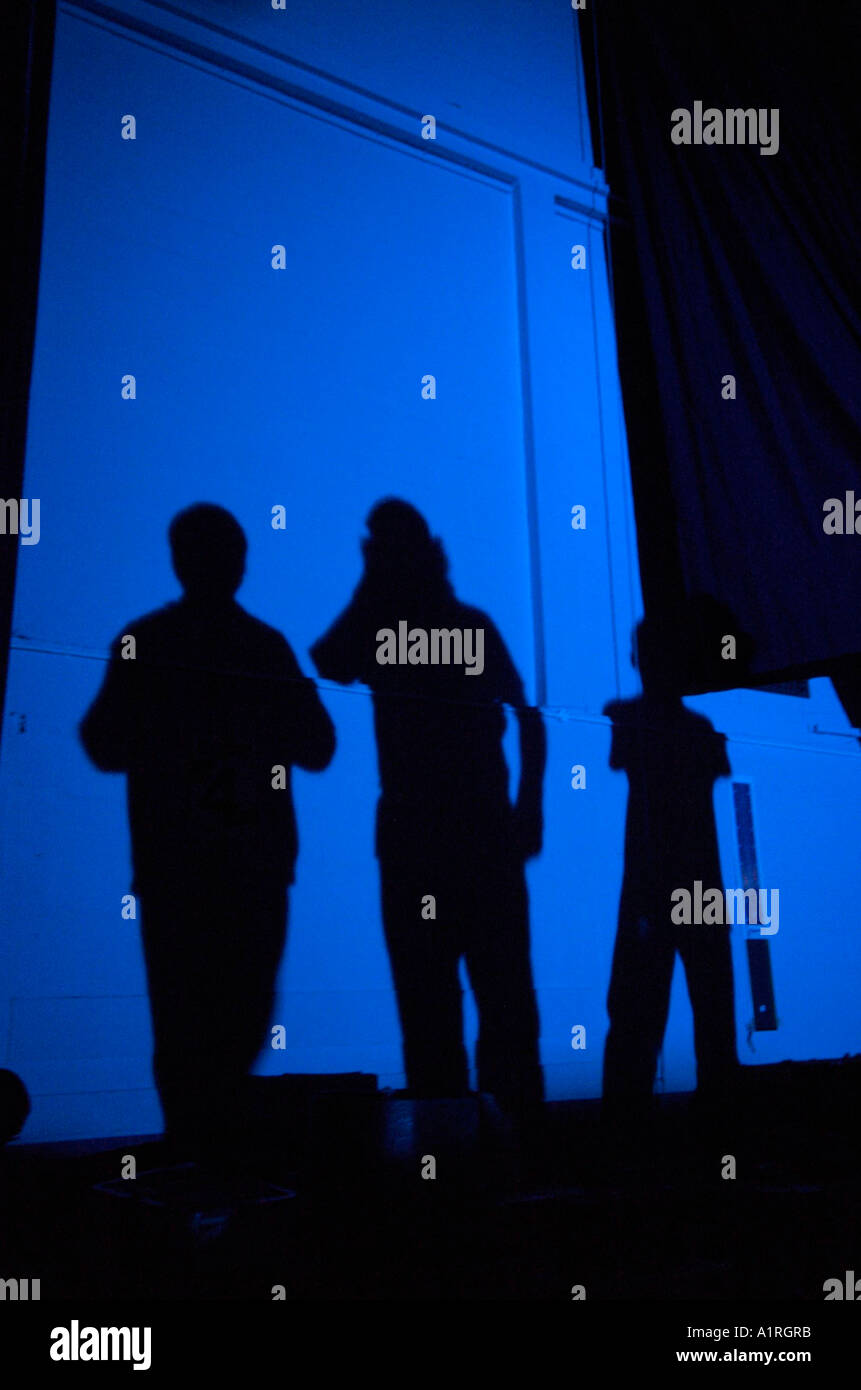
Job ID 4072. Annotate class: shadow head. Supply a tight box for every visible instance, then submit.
[362,497,449,590]
[169,503,247,600]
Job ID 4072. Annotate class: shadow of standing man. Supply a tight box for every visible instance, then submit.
[602,615,738,1142]
[311,499,545,1118]
[80,503,335,1151]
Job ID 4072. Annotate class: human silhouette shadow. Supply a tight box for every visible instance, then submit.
[311,499,545,1114]
[80,503,335,1147]
[602,615,738,1129]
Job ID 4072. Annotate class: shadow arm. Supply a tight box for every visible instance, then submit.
[79,643,135,771]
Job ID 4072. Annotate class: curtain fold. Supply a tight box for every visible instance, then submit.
[587,0,861,686]
[0,1,56,751]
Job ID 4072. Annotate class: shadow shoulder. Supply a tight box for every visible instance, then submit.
[233,606,295,657]
[453,602,518,662]
[110,602,182,646]
[679,704,720,736]
[451,599,494,629]
[602,696,641,723]
[234,605,287,640]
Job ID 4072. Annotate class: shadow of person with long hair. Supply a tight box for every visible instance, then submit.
[80,503,334,1151]
[601,612,739,1145]
[311,499,545,1119]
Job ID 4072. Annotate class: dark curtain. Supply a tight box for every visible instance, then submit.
[0,1,56,759]
[583,1,861,691]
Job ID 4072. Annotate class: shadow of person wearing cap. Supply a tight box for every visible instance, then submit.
[311,498,545,1119]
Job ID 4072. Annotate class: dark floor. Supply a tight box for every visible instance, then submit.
[2,1059,859,1300]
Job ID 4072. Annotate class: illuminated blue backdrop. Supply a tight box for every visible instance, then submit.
[1,0,859,1141]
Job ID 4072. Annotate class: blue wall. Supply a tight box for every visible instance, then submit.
[1,0,859,1141]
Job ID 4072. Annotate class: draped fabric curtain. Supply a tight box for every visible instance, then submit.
[585,0,861,689]
[0,1,56,754]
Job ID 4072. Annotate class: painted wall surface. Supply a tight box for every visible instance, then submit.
[1,0,858,1141]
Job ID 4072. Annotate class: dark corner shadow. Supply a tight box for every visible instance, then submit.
[79,503,335,1148]
[601,606,745,1135]
[310,498,545,1115]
